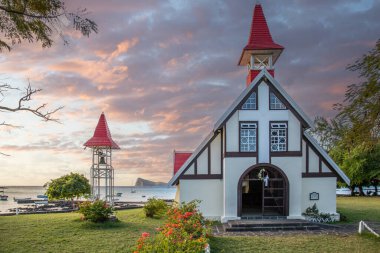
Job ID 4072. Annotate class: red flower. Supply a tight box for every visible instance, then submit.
[141,232,150,238]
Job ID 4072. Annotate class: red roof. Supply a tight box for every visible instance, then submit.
[174,152,192,175]
[238,4,284,66]
[244,4,283,50]
[84,112,120,149]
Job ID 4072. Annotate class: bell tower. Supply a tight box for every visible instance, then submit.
[84,112,120,205]
[238,3,284,86]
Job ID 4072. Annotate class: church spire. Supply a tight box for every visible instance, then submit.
[238,3,284,86]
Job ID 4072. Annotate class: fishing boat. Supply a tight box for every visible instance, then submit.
[131,189,136,193]
[0,187,8,201]
[116,192,122,197]
[37,194,48,199]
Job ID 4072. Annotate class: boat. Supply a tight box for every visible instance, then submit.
[116,192,122,197]
[131,189,136,193]
[37,194,48,199]
[0,187,8,201]
[142,195,146,198]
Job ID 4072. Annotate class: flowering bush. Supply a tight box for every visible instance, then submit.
[134,200,210,253]
[143,198,168,218]
[79,200,113,222]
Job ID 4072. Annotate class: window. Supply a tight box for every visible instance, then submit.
[240,123,257,152]
[242,92,257,110]
[270,123,287,152]
[270,92,286,110]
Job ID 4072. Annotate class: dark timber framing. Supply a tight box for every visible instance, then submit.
[177,131,223,182]
[302,136,341,180]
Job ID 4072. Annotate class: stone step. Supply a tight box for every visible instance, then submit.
[229,222,314,228]
[241,216,287,220]
[225,225,321,232]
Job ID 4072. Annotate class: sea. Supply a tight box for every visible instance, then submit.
[0,186,176,213]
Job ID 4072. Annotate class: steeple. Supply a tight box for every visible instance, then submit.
[238,3,284,86]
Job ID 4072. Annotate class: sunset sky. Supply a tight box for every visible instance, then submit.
[1,0,379,186]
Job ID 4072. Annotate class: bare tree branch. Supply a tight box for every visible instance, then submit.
[0,82,63,123]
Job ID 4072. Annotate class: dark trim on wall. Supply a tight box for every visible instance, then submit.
[207,144,211,175]
[181,174,223,180]
[237,163,289,217]
[302,136,342,180]
[224,152,258,157]
[270,151,302,157]
[302,172,336,178]
[319,158,322,173]
[306,143,309,173]
[194,160,198,175]
[221,127,224,176]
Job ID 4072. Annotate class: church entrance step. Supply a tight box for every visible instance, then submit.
[241,216,287,220]
[224,219,321,232]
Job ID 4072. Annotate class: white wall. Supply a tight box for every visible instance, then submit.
[223,157,256,219]
[210,134,222,174]
[302,177,337,214]
[271,157,303,218]
[184,163,195,175]
[308,147,319,172]
[321,162,330,173]
[226,112,239,152]
[197,148,208,174]
[288,112,301,151]
[179,179,223,218]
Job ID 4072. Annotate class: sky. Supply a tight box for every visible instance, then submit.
[0,0,379,186]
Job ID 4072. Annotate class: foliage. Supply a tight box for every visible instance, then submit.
[134,200,210,253]
[79,200,113,222]
[44,172,90,204]
[311,40,380,190]
[303,203,319,216]
[0,0,98,52]
[302,204,335,223]
[143,198,168,218]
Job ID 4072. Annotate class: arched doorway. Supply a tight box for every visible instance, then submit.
[238,163,289,217]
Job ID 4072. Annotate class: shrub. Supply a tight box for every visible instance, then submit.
[79,200,113,222]
[134,200,210,253]
[143,198,168,218]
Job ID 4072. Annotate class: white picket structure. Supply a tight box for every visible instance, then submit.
[358,221,379,237]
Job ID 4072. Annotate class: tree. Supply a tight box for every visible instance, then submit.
[312,40,380,195]
[0,0,98,52]
[1,0,98,154]
[44,172,91,208]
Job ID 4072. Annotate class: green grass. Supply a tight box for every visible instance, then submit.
[0,208,164,253]
[337,196,380,223]
[0,197,379,253]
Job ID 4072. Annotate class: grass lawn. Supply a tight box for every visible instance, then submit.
[0,197,379,253]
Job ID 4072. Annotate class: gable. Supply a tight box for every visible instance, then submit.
[213,69,313,131]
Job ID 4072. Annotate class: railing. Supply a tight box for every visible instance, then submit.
[358,221,380,237]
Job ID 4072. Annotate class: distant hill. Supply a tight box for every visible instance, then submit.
[135,178,167,187]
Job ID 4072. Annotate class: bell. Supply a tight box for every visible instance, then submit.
[99,156,106,164]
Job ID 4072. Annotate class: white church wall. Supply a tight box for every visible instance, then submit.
[180,179,223,219]
[197,148,208,174]
[184,163,195,175]
[321,162,330,173]
[226,112,239,152]
[302,177,337,214]
[271,156,303,218]
[288,112,301,151]
[308,147,319,172]
[210,134,222,174]
[223,157,256,220]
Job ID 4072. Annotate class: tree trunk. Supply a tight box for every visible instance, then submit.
[358,185,365,196]
[349,185,356,196]
[374,184,378,196]
[71,198,74,209]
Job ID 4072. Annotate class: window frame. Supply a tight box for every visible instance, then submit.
[239,121,258,153]
[270,121,288,153]
[269,90,287,110]
[241,91,258,110]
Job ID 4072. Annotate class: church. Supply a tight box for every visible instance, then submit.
[168,4,350,222]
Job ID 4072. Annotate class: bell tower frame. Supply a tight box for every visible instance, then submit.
[84,112,120,205]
